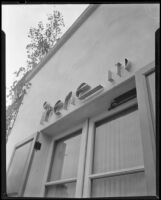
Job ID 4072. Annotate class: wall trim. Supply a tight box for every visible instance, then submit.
[25,4,100,83]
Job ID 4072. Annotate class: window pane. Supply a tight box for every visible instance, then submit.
[93,109,144,174]
[7,140,33,195]
[45,182,76,198]
[49,131,81,181]
[91,172,147,197]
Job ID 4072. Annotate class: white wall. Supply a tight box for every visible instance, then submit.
[7,4,159,167]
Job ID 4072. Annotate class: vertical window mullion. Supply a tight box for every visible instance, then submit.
[40,137,55,197]
[75,119,89,197]
[83,120,95,197]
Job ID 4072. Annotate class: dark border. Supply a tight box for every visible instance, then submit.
[155,27,160,199]
[1,31,7,199]
[1,3,160,200]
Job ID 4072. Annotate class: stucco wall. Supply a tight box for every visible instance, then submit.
[7,4,159,167]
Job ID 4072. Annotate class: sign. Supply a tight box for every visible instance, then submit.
[40,58,132,125]
[40,83,104,125]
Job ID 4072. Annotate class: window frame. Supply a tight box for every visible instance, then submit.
[42,120,89,198]
[135,61,156,195]
[83,62,156,197]
[7,132,39,197]
[83,97,146,197]
[136,61,155,140]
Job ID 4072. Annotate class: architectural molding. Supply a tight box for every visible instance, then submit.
[25,4,100,83]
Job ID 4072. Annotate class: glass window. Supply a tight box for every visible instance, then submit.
[46,130,82,198]
[91,107,147,197]
[49,131,82,181]
[93,108,144,174]
[7,140,33,195]
[46,182,76,198]
[91,172,147,197]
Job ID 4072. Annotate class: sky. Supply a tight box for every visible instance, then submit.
[2,4,89,105]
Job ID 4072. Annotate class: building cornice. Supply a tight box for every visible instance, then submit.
[25,4,100,82]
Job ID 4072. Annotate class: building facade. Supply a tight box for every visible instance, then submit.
[6,4,159,197]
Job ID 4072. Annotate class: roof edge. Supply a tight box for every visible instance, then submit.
[25,4,100,82]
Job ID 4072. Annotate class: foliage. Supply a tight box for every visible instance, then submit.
[26,10,65,67]
[6,9,65,140]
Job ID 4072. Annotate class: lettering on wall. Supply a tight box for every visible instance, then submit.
[76,83,91,98]
[64,91,75,110]
[40,83,104,125]
[40,102,54,125]
[108,58,132,82]
[40,58,132,125]
[115,62,122,77]
[108,70,114,82]
[54,100,64,115]
[125,58,131,71]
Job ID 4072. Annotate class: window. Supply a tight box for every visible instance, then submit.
[93,107,144,174]
[45,131,81,198]
[43,122,89,198]
[83,100,147,197]
[49,132,81,181]
[7,133,39,197]
[7,141,32,196]
[92,106,146,197]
